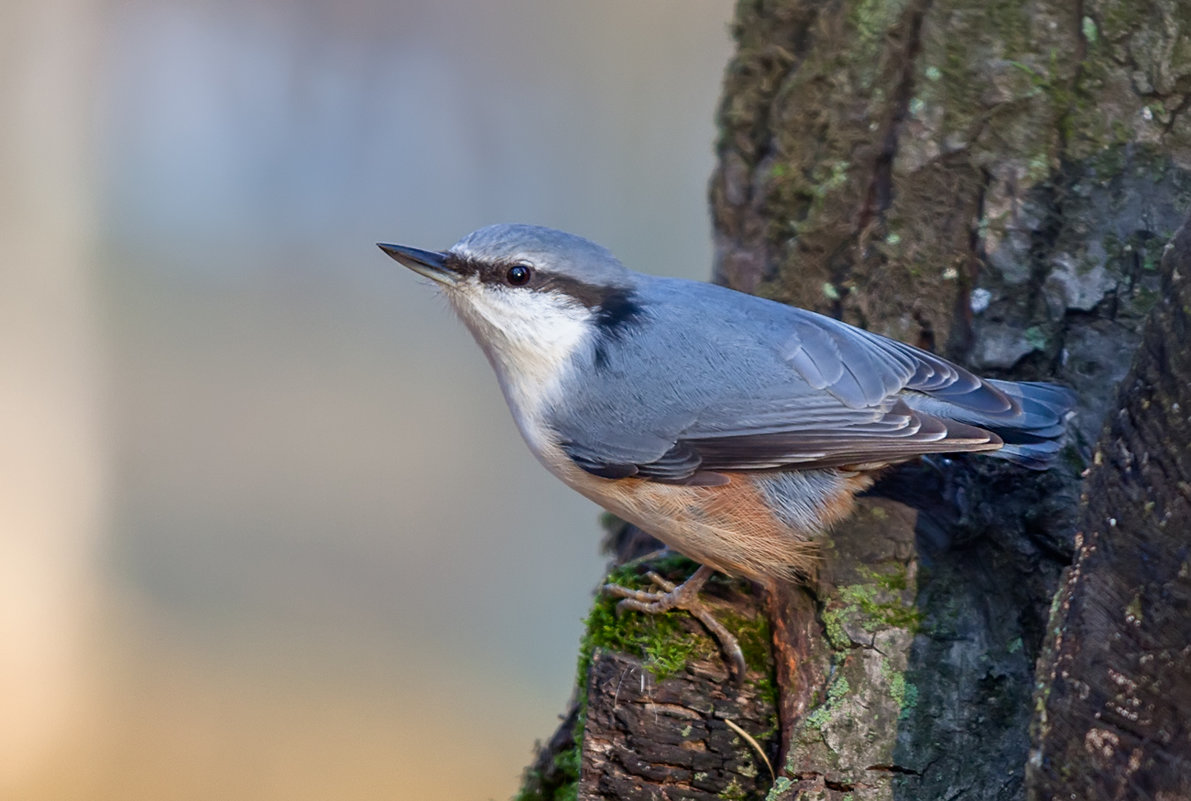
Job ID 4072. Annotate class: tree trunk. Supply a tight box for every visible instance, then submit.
[1026,215,1191,800]
[516,2,1191,799]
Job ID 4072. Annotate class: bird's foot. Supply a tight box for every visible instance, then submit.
[603,564,746,684]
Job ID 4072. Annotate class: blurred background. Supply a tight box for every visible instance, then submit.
[1,1,734,799]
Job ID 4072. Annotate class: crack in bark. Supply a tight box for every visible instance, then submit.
[824,777,858,792]
[950,165,994,362]
[866,762,923,775]
[857,0,933,235]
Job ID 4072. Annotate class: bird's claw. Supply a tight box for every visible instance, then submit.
[603,564,747,684]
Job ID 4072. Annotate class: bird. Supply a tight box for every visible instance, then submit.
[378,223,1074,674]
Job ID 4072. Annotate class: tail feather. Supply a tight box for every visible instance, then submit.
[986,380,1076,440]
[994,438,1062,470]
[905,379,1076,469]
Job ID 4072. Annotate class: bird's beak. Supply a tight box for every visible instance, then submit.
[377,243,459,286]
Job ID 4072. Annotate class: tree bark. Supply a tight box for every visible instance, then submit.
[517,2,1191,799]
[1026,215,1191,800]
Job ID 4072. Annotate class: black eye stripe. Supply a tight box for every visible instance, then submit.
[446,255,536,287]
[445,254,616,308]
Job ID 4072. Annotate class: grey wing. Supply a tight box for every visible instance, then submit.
[553,288,1018,484]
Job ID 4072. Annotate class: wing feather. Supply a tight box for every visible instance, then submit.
[550,279,1039,485]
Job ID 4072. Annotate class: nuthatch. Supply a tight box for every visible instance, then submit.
[378,224,1074,670]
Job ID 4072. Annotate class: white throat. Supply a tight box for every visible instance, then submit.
[444,279,593,449]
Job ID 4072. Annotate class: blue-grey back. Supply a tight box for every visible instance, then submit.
[545,274,1071,479]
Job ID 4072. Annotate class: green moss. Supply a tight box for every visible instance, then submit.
[847,0,909,86]
[552,560,778,799]
[818,561,920,651]
[719,610,781,739]
[857,563,907,592]
[765,776,792,801]
[513,747,581,801]
[724,609,777,696]
[512,772,542,801]
[540,562,707,801]
[1023,326,1049,351]
[815,160,851,198]
[850,0,904,44]
[806,676,851,729]
[837,581,921,633]
[527,561,704,801]
[821,603,851,649]
[552,748,580,778]
[902,681,919,715]
[580,558,778,685]
[877,656,918,720]
[578,558,783,688]
[579,576,712,681]
[718,778,750,801]
[733,611,773,671]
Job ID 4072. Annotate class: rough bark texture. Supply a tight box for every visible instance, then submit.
[1026,219,1191,800]
[581,648,775,800]
[706,0,1191,798]
[517,550,783,801]
[516,2,1191,800]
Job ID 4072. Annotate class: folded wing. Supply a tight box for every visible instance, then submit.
[553,282,1069,484]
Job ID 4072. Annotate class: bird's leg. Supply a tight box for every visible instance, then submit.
[603,564,747,683]
[605,563,713,612]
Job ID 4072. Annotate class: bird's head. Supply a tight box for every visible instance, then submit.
[379,223,642,393]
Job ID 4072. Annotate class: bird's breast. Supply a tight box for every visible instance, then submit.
[546,463,871,583]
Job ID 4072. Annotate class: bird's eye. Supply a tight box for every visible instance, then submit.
[506,264,532,286]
